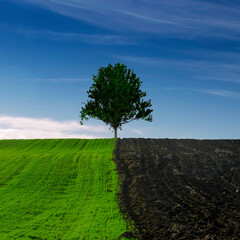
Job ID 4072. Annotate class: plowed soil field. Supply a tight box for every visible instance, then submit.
[113,138,240,240]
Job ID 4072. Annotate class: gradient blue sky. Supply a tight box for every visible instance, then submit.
[1,0,240,139]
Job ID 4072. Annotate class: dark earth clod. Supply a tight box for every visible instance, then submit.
[113,138,240,240]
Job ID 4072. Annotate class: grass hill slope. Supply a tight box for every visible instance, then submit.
[0,139,129,240]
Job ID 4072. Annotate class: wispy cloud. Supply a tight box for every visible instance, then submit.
[1,24,137,45]
[33,78,91,83]
[130,128,145,136]
[193,76,240,84]
[113,54,240,85]
[0,115,110,139]
[119,10,187,27]
[163,87,240,99]
[115,55,240,71]
[202,89,240,98]
[14,0,240,39]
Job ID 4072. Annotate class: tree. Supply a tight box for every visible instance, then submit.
[80,62,153,138]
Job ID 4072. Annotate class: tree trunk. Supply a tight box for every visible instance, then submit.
[114,127,117,138]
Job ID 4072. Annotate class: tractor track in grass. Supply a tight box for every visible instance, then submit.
[0,139,129,240]
[113,138,240,240]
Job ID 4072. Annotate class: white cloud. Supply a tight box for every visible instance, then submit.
[0,115,111,139]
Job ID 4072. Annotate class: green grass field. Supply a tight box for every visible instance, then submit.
[0,138,129,239]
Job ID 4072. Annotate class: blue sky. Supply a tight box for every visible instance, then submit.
[1,0,240,139]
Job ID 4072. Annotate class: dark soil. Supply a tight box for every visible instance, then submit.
[113,138,240,240]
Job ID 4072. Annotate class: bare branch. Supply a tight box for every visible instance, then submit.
[120,117,137,125]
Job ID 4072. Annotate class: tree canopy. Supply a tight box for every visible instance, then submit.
[80,62,153,138]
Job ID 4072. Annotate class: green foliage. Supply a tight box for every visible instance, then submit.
[0,139,130,239]
[80,63,153,133]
